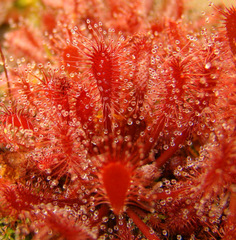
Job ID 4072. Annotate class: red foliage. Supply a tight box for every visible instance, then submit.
[222,6,236,59]
[0,1,235,240]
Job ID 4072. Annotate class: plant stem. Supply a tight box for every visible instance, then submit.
[126,208,160,240]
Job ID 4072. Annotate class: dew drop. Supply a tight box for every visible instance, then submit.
[175,40,180,44]
[162,230,168,236]
[163,145,169,150]
[205,62,211,69]
[177,235,182,240]
[127,118,133,125]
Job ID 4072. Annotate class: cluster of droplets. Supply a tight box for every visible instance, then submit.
[0,1,236,239]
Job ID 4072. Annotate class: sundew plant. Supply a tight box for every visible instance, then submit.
[0,0,235,239]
